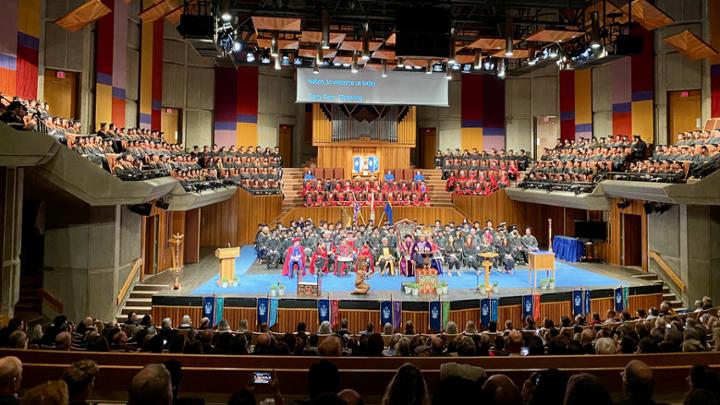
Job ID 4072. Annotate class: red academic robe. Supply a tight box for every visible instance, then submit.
[282,245,306,277]
[310,246,328,275]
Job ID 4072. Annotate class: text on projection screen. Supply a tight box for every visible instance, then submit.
[296,68,449,106]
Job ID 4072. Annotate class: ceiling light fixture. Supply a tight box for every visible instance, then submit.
[351,52,359,73]
[270,32,279,57]
[426,60,432,74]
[321,10,331,50]
[473,49,482,70]
[505,17,514,57]
[590,10,602,49]
[381,60,388,78]
[361,22,371,61]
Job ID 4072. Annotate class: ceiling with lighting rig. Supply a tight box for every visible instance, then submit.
[164,0,679,78]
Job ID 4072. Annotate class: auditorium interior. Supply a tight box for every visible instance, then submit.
[2,0,720,404]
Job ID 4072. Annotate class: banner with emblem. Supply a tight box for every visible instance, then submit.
[522,295,534,320]
[614,286,625,312]
[572,290,583,316]
[202,296,215,326]
[214,297,225,326]
[268,298,278,328]
[380,300,393,327]
[442,301,451,331]
[490,298,498,325]
[622,286,630,312]
[257,297,270,326]
[317,298,330,324]
[584,289,592,315]
[533,293,541,320]
[429,300,442,332]
[480,298,491,327]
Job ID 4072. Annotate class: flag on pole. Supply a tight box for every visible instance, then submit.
[353,200,360,224]
[392,300,402,330]
[442,300,451,330]
[584,289,592,315]
[533,293,541,321]
[330,299,340,329]
[369,192,376,222]
[384,201,393,225]
[490,298,498,324]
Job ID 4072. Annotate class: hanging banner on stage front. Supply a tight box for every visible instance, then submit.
[257,297,270,326]
[584,289,592,315]
[522,295,534,320]
[572,290,583,316]
[533,293,541,320]
[269,298,278,328]
[214,297,224,327]
[296,68,449,106]
[429,300,442,332]
[480,298,491,327]
[392,300,402,330]
[380,301,393,327]
[318,298,330,324]
[203,296,215,326]
[614,287,625,312]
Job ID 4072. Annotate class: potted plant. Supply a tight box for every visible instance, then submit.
[269,284,278,297]
[477,283,486,293]
[221,278,229,289]
[492,281,499,293]
[441,281,449,295]
[540,279,548,290]
[231,279,239,287]
[436,284,444,295]
[411,283,419,296]
[277,283,286,296]
[548,278,555,289]
[403,283,412,295]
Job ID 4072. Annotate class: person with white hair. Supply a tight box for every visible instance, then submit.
[179,315,192,329]
[594,337,617,354]
[318,321,332,335]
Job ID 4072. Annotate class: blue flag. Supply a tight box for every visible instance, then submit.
[584,289,592,315]
[380,301,393,327]
[490,298,498,324]
[202,296,215,325]
[392,300,402,330]
[572,290,583,316]
[214,297,224,327]
[480,298,491,327]
[268,298,278,328]
[384,201,393,225]
[318,299,330,324]
[614,287,625,312]
[522,295,534,320]
[257,297,270,326]
[429,300,442,332]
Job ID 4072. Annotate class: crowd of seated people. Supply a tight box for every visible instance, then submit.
[302,176,430,207]
[0,298,718,404]
[434,149,525,196]
[520,136,642,193]
[613,131,720,183]
[194,145,283,195]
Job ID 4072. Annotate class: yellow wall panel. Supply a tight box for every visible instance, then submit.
[236,122,258,146]
[632,100,654,143]
[574,69,592,125]
[95,83,113,129]
[461,127,483,151]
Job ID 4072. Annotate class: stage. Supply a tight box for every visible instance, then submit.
[148,246,663,332]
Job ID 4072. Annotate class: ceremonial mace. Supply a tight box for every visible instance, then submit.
[548,218,553,252]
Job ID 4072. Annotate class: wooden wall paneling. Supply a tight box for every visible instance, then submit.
[151,306,203,328]
[220,307,258,331]
[312,104,332,143]
[498,305,523,329]
[627,293,663,314]
[316,142,412,177]
[397,106,417,146]
[608,198,648,271]
[539,301,572,324]
[590,298,614,317]
[184,209,201,263]
[200,190,282,248]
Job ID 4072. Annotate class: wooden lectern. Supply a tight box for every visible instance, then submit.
[215,246,240,286]
[528,251,555,289]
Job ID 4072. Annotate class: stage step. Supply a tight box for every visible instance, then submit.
[116,282,171,323]
[133,283,170,291]
[632,273,659,280]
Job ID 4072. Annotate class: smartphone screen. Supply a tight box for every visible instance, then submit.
[253,371,272,384]
[520,347,529,356]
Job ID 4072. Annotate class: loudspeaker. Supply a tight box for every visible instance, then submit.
[616,35,644,55]
[129,203,153,216]
[177,14,214,39]
[643,202,654,215]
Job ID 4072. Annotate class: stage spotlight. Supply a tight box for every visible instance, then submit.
[505,37,513,57]
[313,60,320,74]
[233,40,242,52]
[294,57,303,66]
[590,10,602,49]
[505,17,514,57]
[497,58,506,78]
[316,43,323,65]
[617,199,631,209]
[351,52,359,73]
[452,63,461,71]
[270,32,279,57]
[483,58,492,70]
[448,31,456,65]
[274,55,281,70]
[246,52,255,63]
[397,57,404,68]
[528,58,536,66]
[281,55,291,66]
[221,12,232,22]
[321,9,331,50]
[446,66,452,80]
[381,60,388,78]
[261,56,271,64]
[473,50,482,70]
[361,22,371,60]
[426,60,432,74]
[549,45,559,59]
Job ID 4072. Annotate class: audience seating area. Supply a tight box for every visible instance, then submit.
[0,96,283,195]
[435,149,525,196]
[0,302,718,403]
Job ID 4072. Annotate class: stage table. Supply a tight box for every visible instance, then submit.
[552,235,584,262]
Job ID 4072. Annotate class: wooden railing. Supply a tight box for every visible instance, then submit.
[38,289,63,314]
[116,258,143,307]
[648,251,685,293]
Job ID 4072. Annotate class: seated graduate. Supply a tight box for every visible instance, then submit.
[384,170,395,182]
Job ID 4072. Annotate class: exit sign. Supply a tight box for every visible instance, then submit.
[56,71,65,79]
[680,91,689,97]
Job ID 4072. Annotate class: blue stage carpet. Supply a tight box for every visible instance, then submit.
[191,246,622,296]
